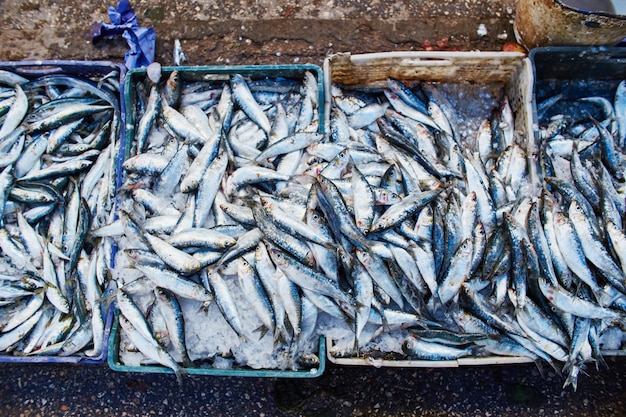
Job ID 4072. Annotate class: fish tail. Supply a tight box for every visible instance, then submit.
[182,355,195,369]
[533,359,547,378]
[174,366,188,385]
[590,351,606,372]
[562,370,579,392]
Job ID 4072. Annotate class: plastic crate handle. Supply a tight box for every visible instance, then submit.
[398,58,453,67]
[349,53,454,68]
[14,66,64,76]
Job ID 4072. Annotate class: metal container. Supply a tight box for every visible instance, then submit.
[515,0,626,49]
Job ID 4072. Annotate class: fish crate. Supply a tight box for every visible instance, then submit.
[109,64,327,379]
[530,46,626,140]
[108,308,326,378]
[0,60,124,364]
[531,46,626,358]
[322,51,550,368]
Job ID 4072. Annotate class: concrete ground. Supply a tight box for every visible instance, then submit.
[1,1,625,416]
[0,0,517,66]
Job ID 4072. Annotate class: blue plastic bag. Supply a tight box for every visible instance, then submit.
[92,0,156,69]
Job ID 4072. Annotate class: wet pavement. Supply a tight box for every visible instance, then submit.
[1,357,626,416]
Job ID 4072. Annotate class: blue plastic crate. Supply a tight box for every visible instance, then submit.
[0,60,124,364]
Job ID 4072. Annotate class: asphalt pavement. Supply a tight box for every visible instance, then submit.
[1,356,626,416]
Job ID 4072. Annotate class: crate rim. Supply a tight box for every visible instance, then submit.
[126,63,323,75]
[0,59,125,78]
[326,50,528,63]
[107,308,326,378]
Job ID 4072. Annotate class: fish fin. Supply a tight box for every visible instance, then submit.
[377,311,391,333]
[428,293,445,315]
[562,362,584,392]
[273,334,286,349]
[506,288,521,313]
[253,324,270,341]
[561,358,573,376]
[562,377,578,392]
[195,301,212,315]
[468,345,486,358]
[118,207,149,243]
[274,325,291,348]
[322,240,342,251]
[533,359,547,378]
[182,356,195,369]
[546,358,562,377]
[594,352,608,371]
[353,329,360,355]
[139,357,159,366]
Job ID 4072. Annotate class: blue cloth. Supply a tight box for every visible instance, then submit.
[92,0,156,69]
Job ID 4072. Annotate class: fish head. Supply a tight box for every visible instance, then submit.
[401,335,419,355]
[154,286,172,303]
[237,257,254,274]
[259,196,274,211]
[267,246,288,268]
[378,189,400,205]
[567,200,585,222]
[460,239,474,255]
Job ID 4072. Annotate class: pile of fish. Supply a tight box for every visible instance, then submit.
[106,61,626,389]
[0,68,120,358]
[109,67,325,379]
[324,77,626,391]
